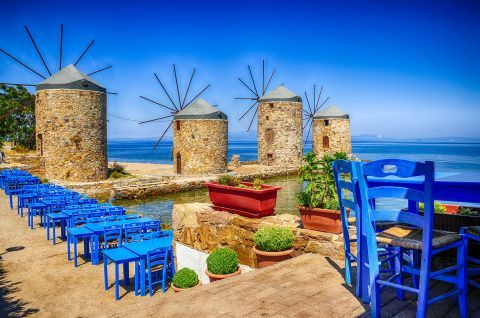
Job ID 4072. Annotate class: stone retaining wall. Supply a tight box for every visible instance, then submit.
[172,203,348,268]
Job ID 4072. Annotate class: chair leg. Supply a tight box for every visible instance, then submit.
[52,221,56,245]
[457,237,468,318]
[74,238,78,267]
[104,257,109,290]
[394,247,404,301]
[416,256,431,318]
[67,234,71,261]
[115,263,120,300]
[148,267,153,297]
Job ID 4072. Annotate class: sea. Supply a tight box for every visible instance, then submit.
[109,139,480,223]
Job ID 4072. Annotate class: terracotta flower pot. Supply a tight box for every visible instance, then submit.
[205,267,241,282]
[298,206,343,234]
[204,182,281,218]
[443,204,460,215]
[171,280,202,293]
[253,245,293,268]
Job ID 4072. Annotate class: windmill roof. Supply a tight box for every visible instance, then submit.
[258,85,302,102]
[36,64,106,93]
[313,105,349,119]
[174,98,227,120]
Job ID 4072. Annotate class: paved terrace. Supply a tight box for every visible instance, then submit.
[0,192,479,317]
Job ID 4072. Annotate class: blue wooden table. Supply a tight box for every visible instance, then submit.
[359,171,480,303]
[123,237,173,296]
[85,218,154,265]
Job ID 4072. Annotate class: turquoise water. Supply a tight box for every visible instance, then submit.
[111,140,480,223]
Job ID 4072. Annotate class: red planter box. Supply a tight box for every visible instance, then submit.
[204,182,281,218]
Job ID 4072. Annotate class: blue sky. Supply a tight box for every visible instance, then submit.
[1,0,479,140]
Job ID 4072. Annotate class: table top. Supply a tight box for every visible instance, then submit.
[123,237,173,257]
[84,217,154,234]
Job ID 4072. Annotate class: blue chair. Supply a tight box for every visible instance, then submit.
[106,215,123,222]
[131,231,161,242]
[87,216,105,224]
[460,226,480,289]
[103,224,123,250]
[102,247,140,300]
[124,222,143,242]
[358,159,467,318]
[123,214,139,220]
[145,247,170,296]
[143,220,160,232]
[332,160,363,297]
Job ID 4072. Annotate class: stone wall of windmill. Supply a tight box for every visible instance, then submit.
[312,105,352,157]
[257,85,303,167]
[35,65,108,182]
[172,99,228,175]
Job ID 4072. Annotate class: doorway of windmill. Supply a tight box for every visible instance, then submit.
[176,153,182,174]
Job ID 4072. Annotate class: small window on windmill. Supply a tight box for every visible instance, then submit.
[266,115,269,120]
[81,80,89,88]
[176,121,180,131]
[324,120,329,126]
[266,129,274,144]
[269,103,274,109]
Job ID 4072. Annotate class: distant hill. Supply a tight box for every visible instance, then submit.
[352,134,480,143]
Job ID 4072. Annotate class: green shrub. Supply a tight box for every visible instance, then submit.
[108,161,132,179]
[172,268,199,289]
[419,202,446,214]
[218,175,240,187]
[206,247,239,275]
[161,222,173,230]
[458,207,480,217]
[254,227,294,252]
[252,178,264,190]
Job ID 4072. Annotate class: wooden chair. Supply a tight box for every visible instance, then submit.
[357,159,467,318]
[460,226,480,288]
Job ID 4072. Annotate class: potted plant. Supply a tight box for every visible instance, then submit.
[253,227,295,268]
[296,152,348,233]
[205,247,241,282]
[205,176,281,218]
[419,203,480,232]
[171,268,201,292]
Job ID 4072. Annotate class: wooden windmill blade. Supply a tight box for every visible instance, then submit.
[235,59,277,132]
[303,84,330,146]
[138,64,211,151]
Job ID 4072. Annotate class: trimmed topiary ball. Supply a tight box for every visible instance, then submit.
[254,227,295,252]
[206,247,239,275]
[172,268,199,289]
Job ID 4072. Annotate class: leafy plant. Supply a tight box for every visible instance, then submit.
[254,227,294,252]
[161,222,173,230]
[206,247,239,275]
[0,85,36,150]
[172,268,199,288]
[108,161,131,179]
[296,152,348,209]
[218,175,240,187]
[458,207,480,217]
[418,202,446,214]
[252,178,264,190]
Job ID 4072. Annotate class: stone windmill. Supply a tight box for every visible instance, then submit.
[0,25,113,182]
[302,85,351,157]
[139,65,228,175]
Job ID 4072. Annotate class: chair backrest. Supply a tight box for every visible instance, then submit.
[108,207,125,216]
[124,222,144,241]
[131,231,161,242]
[86,216,105,224]
[71,212,89,227]
[89,210,106,218]
[123,214,139,220]
[103,224,123,246]
[106,215,123,222]
[357,159,434,250]
[146,246,169,271]
[143,220,160,232]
